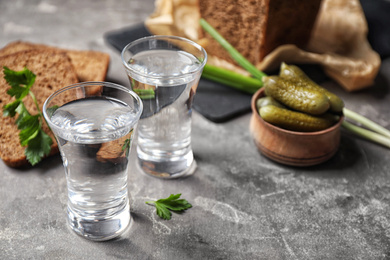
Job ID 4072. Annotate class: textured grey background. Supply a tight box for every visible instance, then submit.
[1,0,390,259]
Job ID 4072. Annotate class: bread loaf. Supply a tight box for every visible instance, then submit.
[0,41,110,82]
[0,49,79,167]
[198,0,323,65]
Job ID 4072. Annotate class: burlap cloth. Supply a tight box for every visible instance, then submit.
[145,0,381,92]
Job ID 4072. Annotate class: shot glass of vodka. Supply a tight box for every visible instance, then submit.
[121,36,207,179]
[43,82,143,241]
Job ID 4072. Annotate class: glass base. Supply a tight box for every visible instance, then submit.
[136,144,197,179]
[138,155,197,179]
[67,202,131,241]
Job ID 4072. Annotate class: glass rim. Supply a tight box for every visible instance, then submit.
[43,81,143,134]
[121,35,208,80]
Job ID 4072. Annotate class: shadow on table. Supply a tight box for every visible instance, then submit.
[8,154,63,175]
[93,212,156,259]
[271,134,370,181]
[368,70,390,98]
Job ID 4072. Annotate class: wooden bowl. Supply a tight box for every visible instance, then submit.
[250,88,343,167]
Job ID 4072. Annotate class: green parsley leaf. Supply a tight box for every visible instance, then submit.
[3,66,36,99]
[24,129,52,166]
[3,100,21,117]
[15,102,31,126]
[18,115,40,146]
[2,67,52,166]
[121,138,131,157]
[146,193,192,220]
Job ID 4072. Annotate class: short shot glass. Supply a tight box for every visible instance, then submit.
[43,82,143,241]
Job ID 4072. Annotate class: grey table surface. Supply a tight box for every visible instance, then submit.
[1,1,390,259]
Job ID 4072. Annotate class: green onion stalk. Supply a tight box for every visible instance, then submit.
[199,18,390,149]
[133,89,155,100]
[202,64,262,94]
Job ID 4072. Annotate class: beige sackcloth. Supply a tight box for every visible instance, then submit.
[145,0,381,92]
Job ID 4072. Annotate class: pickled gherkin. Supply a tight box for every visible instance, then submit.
[279,62,344,113]
[260,105,338,132]
[264,76,330,115]
[256,96,285,111]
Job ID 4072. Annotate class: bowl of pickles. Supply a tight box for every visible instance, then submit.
[250,63,344,166]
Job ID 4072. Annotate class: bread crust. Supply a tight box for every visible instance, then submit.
[0,41,110,82]
[198,0,264,65]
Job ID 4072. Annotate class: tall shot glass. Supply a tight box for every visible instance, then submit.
[121,36,207,179]
[43,82,143,241]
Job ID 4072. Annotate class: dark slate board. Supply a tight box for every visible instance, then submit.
[104,24,252,123]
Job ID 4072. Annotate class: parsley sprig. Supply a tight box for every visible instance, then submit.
[2,66,52,166]
[146,193,192,220]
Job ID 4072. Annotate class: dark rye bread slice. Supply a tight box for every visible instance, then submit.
[0,49,79,167]
[198,0,322,66]
[0,41,110,82]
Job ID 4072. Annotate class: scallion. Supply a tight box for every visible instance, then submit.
[343,108,390,138]
[202,64,262,94]
[134,89,155,100]
[342,121,390,148]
